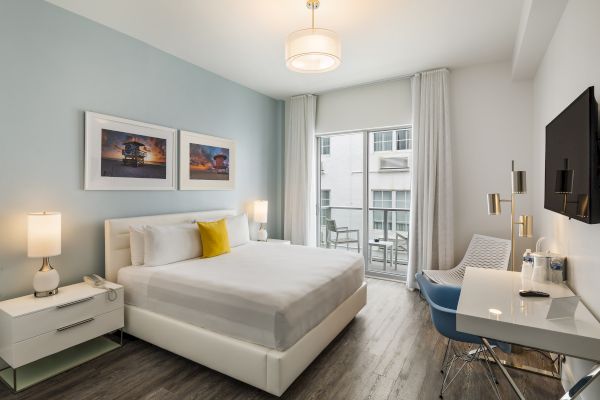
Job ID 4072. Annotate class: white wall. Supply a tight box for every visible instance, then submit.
[531,0,600,396]
[316,78,412,134]
[317,63,536,263]
[450,62,535,263]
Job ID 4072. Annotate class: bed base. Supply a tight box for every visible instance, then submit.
[124,282,367,396]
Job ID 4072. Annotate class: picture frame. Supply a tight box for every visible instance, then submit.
[179,130,236,190]
[84,112,177,190]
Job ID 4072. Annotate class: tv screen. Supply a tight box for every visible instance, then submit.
[545,87,599,223]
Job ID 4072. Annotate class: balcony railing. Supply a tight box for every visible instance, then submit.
[319,205,409,278]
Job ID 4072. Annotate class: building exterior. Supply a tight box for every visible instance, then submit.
[318,127,412,269]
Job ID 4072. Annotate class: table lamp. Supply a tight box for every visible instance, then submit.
[254,200,269,241]
[28,212,61,297]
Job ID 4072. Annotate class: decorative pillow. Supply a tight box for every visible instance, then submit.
[226,214,250,247]
[197,219,231,258]
[129,225,146,266]
[143,223,202,267]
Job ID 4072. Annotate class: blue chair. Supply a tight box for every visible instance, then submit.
[416,272,506,399]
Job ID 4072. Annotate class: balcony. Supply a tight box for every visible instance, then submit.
[319,206,409,281]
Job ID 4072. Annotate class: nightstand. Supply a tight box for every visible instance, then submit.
[0,281,124,392]
[264,239,291,245]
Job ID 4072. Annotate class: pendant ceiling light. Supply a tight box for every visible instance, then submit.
[285,0,341,73]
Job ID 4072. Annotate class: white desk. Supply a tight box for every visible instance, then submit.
[457,268,600,399]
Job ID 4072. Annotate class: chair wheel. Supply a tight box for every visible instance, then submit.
[439,395,443,399]
[495,379,499,385]
[440,370,444,375]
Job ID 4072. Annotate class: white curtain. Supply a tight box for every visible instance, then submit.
[406,69,454,289]
[284,94,317,246]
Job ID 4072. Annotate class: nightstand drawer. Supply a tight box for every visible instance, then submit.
[12,287,123,342]
[11,307,123,368]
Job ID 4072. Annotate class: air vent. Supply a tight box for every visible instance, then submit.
[380,156,409,170]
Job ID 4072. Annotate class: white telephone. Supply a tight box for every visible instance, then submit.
[84,274,117,301]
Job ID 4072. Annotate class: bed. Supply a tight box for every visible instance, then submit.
[105,210,367,396]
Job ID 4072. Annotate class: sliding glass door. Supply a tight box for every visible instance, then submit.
[317,127,412,281]
[316,132,364,253]
[366,128,411,280]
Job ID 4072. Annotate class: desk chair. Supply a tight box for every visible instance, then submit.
[416,272,508,399]
[423,234,511,286]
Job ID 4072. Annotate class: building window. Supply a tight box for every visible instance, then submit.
[373,190,392,230]
[396,190,410,209]
[320,190,331,226]
[320,137,330,155]
[395,190,411,232]
[373,131,394,152]
[396,127,412,150]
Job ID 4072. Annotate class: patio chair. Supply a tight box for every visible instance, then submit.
[325,219,360,252]
[394,231,408,268]
[423,234,511,287]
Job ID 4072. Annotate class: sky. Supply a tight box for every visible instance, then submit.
[190,143,229,171]
[101,129,167,164]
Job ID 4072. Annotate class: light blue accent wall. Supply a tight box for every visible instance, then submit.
[0,0,284,300]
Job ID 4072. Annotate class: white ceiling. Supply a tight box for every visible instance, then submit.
[47,0,525,99]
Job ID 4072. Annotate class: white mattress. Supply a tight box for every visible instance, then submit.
[118,242,364,350]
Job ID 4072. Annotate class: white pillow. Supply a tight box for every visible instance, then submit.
[129,225,146,266]
[143,223,201,267]
[226,214,250,247]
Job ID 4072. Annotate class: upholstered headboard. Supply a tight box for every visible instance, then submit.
[104,209,236,282]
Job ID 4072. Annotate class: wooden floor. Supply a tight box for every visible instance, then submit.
[1,279,563,400]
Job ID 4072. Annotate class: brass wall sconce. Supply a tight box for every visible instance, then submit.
[553,158,589,218]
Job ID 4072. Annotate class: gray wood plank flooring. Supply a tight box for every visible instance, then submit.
[0,278,563,400]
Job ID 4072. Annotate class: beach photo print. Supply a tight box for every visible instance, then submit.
[179,131,235,190]
[85,112,177,190]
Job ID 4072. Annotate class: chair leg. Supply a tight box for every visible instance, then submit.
[441,338,451,375]
[439,343,503,400]
[439,344,483,399]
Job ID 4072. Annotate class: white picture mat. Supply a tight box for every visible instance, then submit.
[85,112,177,190]
[546,295,580,320]
[179,130,236,190]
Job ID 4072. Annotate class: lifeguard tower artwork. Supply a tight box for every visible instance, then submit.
[189,143,230,181]
[101,129,167,179]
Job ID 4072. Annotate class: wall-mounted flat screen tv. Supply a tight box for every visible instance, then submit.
[545,87,599,223]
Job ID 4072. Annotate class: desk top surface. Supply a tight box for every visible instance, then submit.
[457,268,600,360]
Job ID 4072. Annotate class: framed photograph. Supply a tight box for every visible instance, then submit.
[84,112,177,190]
[179,130,236,190]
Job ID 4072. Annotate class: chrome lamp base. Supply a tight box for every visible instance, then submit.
[32,257,60,297]
[34,288,59,298]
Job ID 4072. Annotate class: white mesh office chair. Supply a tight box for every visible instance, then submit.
[423,234,511,287]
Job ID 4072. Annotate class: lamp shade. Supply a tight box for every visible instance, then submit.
[254,201,268,224]
[511,170,527,194]
[28,212,61,258]
[486,193,501,215]
[285,28,341,73]
[518,215,533,238]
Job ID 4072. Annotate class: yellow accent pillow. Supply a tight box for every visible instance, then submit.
[197,219,230,258]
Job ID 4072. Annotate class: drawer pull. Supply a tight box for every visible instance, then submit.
[56,297,93,309]
[57,317,95,332]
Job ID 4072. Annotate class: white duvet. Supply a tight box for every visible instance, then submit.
[118,242,364,350]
